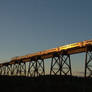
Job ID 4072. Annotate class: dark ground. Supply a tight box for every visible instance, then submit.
[0,75,92,92]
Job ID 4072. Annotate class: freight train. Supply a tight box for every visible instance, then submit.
[11,39,92,61]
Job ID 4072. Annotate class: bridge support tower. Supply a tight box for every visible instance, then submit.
[28,57,45,77]
[85,46,92,77]
[50,53,72,76]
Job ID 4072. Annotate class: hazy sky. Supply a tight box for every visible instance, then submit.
[0,0,92,75]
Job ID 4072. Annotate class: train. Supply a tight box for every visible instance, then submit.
[11,39,92,61]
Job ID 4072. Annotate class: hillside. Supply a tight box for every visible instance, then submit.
[0,75,92,92]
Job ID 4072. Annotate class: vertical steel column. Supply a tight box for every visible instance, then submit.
[11,64,19,76]
[0,65,7,75]
[85,46,92,77]
[28,57,45,77]
[15,63,20,76]
[85,51,87,78]
[50,53,72,76]
[1,66,4,75]
[11,62,20,76]
[19,62,26,76]
[0,66,2,75]
[24,62,26,76]
[34,60,38,77]
[3,66,7,75]
[6,65,11,76]
[11,64,14,76]
[28,60,35,77]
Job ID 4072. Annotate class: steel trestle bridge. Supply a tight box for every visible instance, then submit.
[0,39,92,77]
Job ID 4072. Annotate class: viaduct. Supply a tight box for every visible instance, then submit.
[0,39,92,77]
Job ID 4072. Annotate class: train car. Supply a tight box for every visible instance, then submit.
[16,56,24,60]
[10,40,92,62]
[83,39,92,46]
[25,51,41,58]
[0,64,3,67]
[11,56,25,61]
[40,48,58,55]
[11,56,19,61]
[58,42,83,51]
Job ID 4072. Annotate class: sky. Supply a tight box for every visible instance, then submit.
[0,0,92,76]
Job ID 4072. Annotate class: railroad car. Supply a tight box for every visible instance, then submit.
[58,42,82,51]
[83,39,92,46]
[40,48,58,55]
[24,51,41,59]
[11,56,19,61]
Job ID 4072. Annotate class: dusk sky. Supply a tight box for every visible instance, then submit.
[0,0,92,75]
